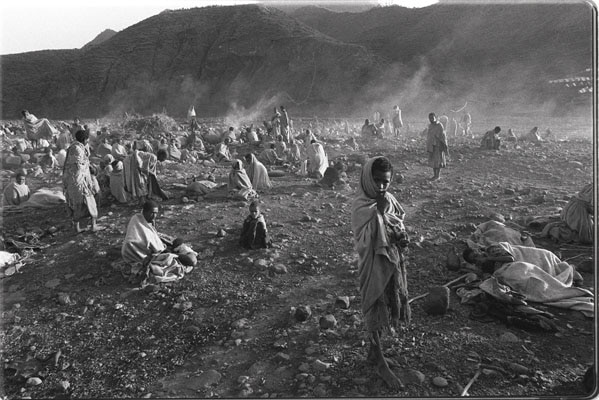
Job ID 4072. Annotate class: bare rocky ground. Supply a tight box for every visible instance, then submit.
[0,127,595,399]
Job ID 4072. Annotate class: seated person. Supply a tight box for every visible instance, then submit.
[481,126,501,150]
[111,138,128,161]
[504,128,518,142]
[542,183,593,244]
[522,126,542,142]
[3,172,30,206]
[228,159,258,200]
[244,153,272,190]
[110,160,129,203]
[318,161,347,189]
[213,138,232,162]
[121,200,195,282]
[240,200,272,250]
[361,119,377,137]
[39,147,59,173]
[275,135,287,159]
[95,137,113,158]
[258,144,283,166]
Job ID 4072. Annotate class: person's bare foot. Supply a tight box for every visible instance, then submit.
[376,363,405,390]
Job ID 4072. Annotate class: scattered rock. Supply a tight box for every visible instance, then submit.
[432,376,448,387]
[45,278,61,289]
[26,377,42,386]
[271,264,288,274]
[313,359,331,372]
[499,332,519,343]
[504,188,515,195]
[216,229,227,237]
[294,306,312,322]
[445,248,461,271]
[422,286,450,315]
[508,362,529,374]
[57,293,72,306]
[298,362,310,372]
[274,352,290,362]
[319,314,337,330]
[335,296,350,309]
[57,380,70,392]
[196,369,222,387]
[405,369,425,385]
[253,259,269,269]
[232,318,250,329]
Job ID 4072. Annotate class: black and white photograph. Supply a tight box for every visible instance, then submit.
[1,0,596,398]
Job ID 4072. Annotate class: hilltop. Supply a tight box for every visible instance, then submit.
[0,3,593,119]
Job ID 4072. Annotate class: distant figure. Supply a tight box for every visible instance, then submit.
[280,106,290,143]
[426,112,449,181]
[95,136,113,158]
[110,160,129,204]
[213,137,232,162]
[447,116,458,137]
[460,112,472,136]
[3,172,30,206]
[438,115,449,131]
[361,119,377,137]
[481,126,501,150]
[375,119,386,137]
[228,159,258,200]
[258,144,283,166]
[523,126,542,142]
[275,135,287,159]
[318,161,347,189]
[504,128,518,142]
[56,129,72,151]
[392,106,404,138]
[271,107,281,138]
[111,138,128,161]
[543,128,555,141]
[21,109,58,148]
[307,139,329,179]
[244,153,272,191]
[239,200,272,250]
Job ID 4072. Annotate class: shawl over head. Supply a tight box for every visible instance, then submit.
[121,212,166,264]
[246,153,272,190]
[228,159,253,191]
[351,157,406,315]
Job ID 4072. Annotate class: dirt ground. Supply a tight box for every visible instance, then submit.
[0,124,595,398]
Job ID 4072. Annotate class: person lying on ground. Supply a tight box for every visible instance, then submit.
[481,126,501,150]
[240,200,273,250]
[3,172,30,206]
[463,242,583,285]
[351,156,410,391]
[228,159,258,201]
[244,153,272,190]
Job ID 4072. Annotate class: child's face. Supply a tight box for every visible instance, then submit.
[250,206,260,218]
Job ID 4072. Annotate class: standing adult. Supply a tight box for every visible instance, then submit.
[426,112,449,181]
[280,105,290,143]
[392,106,403,138]
[123,141,169,205]
[63,129,99,233]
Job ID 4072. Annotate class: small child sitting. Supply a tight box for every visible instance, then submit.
[171,238,198,267]
[239,200,272,250]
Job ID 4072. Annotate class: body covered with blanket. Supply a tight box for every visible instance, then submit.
[467,242,594,316]
[122,201,193,284]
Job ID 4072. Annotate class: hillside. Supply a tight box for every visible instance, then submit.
[81,29,118,50]
[0,3,594,119]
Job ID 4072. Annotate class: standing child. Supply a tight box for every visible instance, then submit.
[351,156,410,390]
[239,200,272,250]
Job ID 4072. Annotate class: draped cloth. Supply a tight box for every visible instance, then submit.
[426,121,448,168]
[228,160,258,200]
[308,142,328,178]
[23,114,58,141]
[123,150,167,201]
[351,157,410,332]
[482,243,594,315]
[122,213,166,264]
[63,141,98,220]
[468,220,535,249]
[3,182,30,206]
[246,154,272,190]
[561,183,594,243]
[121,213,192,284]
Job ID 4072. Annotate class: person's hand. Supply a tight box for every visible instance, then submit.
[376,192,389,214]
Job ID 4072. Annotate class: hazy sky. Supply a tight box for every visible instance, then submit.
[0,0,437,55]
